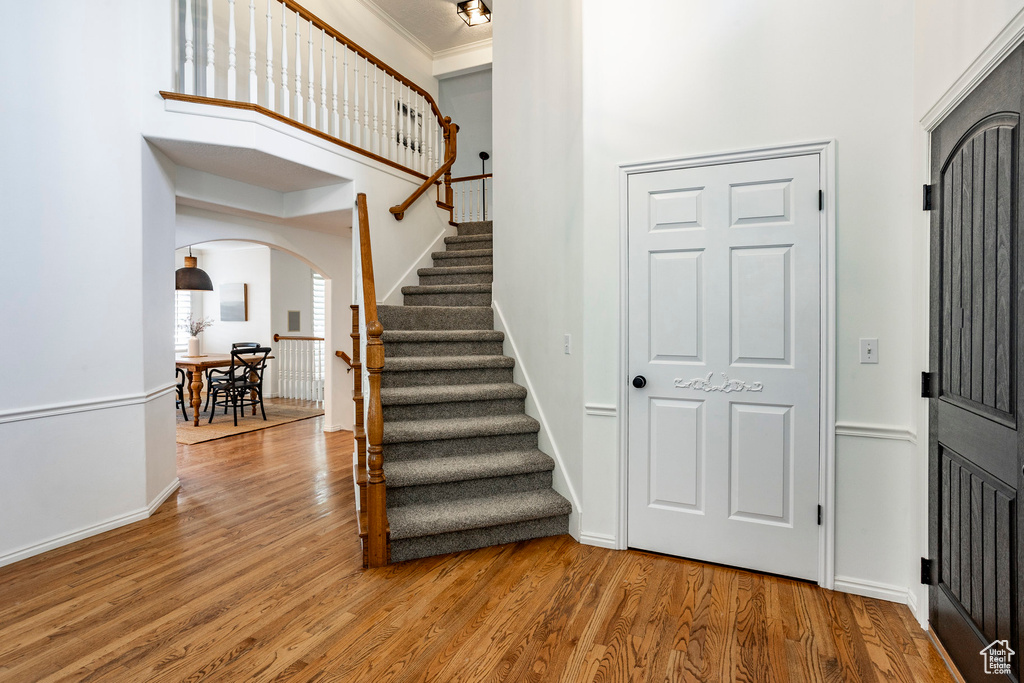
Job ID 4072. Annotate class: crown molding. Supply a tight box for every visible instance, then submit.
[433,37,493,60]
[352,0,434,61]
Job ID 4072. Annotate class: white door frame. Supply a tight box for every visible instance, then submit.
[617,140,838,589]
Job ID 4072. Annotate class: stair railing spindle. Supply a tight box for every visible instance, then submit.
[342,44,350,142]
[227,0,237,100]
[248,0,257,103]
[363,57,371,149]
[184,0,195,94]
[205,0,215,97]
[372,65,379,155]
[389,75,397,160]
[280,6,289,116]
[293,12,302,122]
[352,57,360,147]
[265,0,274,110]
[306,20,315,127]
[331,38,339,137]
[320,29,327,131]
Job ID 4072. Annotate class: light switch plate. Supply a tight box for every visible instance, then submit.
[860,338,878,364]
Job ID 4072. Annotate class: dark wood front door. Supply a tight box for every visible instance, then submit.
[929,44,1024,683]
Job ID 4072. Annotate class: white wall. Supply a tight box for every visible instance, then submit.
[197,245,273,354]
[496,0,929,599]
[493,0,585,535]
[0,1,178,567]
[440,68,493,178]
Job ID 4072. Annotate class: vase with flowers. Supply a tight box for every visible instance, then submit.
[181,315,214,357]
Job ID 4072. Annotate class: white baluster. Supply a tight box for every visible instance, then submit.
[380,69,387,155]
[412,97,420,172]
[280,7,289,117]
[248,0,257,103]
[389,75,397,160]
[227,0,237,100]
[265,0,274,110]
[342,45,350,142]
[426,108,434,173]
[461,183,467,222]
[320,30,327,131]
[331,38,339,137]
[363,57,371,147]
[184,0,195,94]
[402,86,409,167]
[307,20,315,127]
[372,66,379,155]
[294,13,302,122]
[205,0,215,97]
[352,57,360,147]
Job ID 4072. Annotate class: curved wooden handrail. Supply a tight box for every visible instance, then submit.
[390,120,459,221]
[450,173,493,183]
[357,193,389,567]
[274,334,325,342]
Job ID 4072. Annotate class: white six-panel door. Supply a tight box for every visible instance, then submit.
[626,154,821,581]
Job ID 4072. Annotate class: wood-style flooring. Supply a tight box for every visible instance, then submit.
[0,417,954,682]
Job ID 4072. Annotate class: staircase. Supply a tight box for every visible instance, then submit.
[376,220,572,563]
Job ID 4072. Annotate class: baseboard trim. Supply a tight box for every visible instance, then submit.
[580,532,618,550]
[833,575,912,605]
[834,422,917,444]
[323,423,353,433]
[491,299,583,519]
[928,629,968,683]
[148,477,181,515]
[0,382,177,425]
[0,476,180,570]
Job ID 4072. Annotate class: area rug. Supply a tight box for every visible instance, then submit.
[176,400,324,445]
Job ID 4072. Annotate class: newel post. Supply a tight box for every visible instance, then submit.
[364,319,388,567]
[443,117,456,209]
[351,304,366,511]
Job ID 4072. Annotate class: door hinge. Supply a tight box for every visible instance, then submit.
[817,505,823,525]
[818,190,824,211]
[921,371,937,398]
[923,184,934,211]
[921,557,934,585]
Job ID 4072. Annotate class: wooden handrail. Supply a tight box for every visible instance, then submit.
[390,120,459,221]
[274,334,325,342]
[357,193,389,567]
[450,173,493,183]
[335,350,352,367]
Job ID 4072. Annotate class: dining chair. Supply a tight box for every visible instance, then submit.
[175,367,189,421]
[207,346,272,426]
[204,342,262,412]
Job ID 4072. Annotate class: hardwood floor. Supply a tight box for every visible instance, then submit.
[0,418,954,682]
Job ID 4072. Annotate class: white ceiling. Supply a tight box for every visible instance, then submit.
[359,0,492,54]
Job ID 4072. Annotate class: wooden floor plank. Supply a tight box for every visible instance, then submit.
[0,416,954,683]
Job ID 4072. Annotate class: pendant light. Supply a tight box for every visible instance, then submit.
[457,0,490,26]
[175,246,213,291]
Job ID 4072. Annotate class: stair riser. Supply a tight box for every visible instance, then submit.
[433,255,493,267]
[445,239,493,252]
[403,292,493,307]
[389,514,568,563]
[378,306,493,331]
[456,222,492,237]
[385,432,539,461]
[388,471,553,508]
[383,398,526,422]
[384,340,504,357]
[418,273,493,286]
[382,367,513,388]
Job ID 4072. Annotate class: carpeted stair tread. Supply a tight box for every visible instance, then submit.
[378,305,493,330]
[383,414,539,444]
[432,248,493,260]
[385,449,554,488]
[401,283,492,295]
[382,329,504,343]
[445,234,492,244]
[417,265,492,276]
[456,221,493,236]
[381,382,526,406]
[385,355,514,373]
[388,489,571,541]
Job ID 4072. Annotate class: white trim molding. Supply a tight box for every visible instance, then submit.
[584,403,617,418]
[921,5,1024,131]
[834,575,915,606]
[0,478,180,570]
[0,382,177,425]
[835,421,917,444]
[617,139,838,588]
[492,299,583,526]
[351,0,434,61]
[580,532,618,550]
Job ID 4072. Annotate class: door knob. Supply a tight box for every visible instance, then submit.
[632,375,647,388]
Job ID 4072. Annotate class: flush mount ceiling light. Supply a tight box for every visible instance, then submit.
[175,246,213,291]
[457,0,490,27]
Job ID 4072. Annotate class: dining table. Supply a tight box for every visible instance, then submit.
[175,353,274,427]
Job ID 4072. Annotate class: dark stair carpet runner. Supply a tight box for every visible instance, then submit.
[377,220,572,562]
